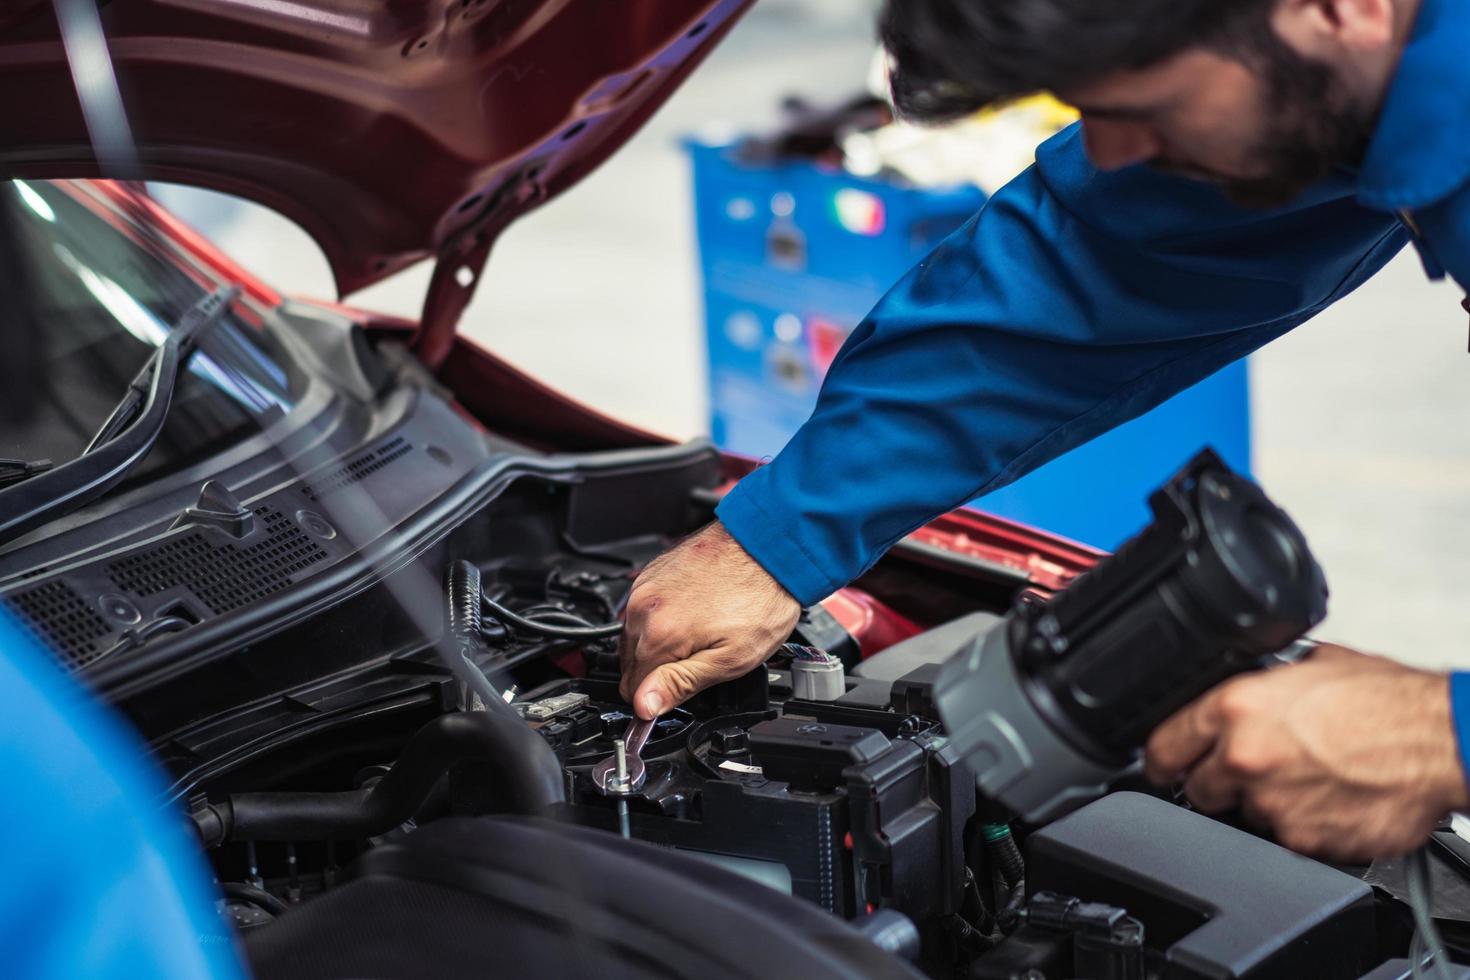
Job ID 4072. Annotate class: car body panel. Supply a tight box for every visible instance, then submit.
[0,0,752,316]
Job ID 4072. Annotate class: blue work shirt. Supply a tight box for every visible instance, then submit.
[0,613,243,978]
[717,0,1470,769]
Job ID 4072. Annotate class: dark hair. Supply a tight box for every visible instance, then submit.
[880,0,1279,121]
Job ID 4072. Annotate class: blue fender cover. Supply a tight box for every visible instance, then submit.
[0,612,244,978]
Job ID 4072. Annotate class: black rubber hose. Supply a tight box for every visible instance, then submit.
[442,559,560,742]
[220,881,290,917]
[194,711,565,845]
[447,560,484,646]
[982,823,1025,888]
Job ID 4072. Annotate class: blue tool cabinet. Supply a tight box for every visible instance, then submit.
[687,138,1251,549]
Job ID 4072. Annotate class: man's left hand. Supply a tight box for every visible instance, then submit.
[1145,645,1470,862]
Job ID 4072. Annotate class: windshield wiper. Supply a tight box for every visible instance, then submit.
[0,459,54,489]
[0,285,239,546]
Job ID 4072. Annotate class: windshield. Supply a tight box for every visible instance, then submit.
[0,180,299,492]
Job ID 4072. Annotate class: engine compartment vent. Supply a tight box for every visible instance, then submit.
[300,437,413,502]
[106,507,328,616]
[5,579,115,670]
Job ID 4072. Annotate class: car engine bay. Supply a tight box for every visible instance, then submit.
[7,0,1470,971]
[2,306,1467,979]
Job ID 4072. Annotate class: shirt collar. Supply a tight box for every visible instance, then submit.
[1357,0,1470,211]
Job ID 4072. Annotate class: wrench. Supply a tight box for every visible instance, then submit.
[593,716,656,794]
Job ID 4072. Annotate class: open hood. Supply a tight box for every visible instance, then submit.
[0,0,751,358]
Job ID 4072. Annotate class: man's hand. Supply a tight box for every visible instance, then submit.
[1145,645,1470,862]
[620,521,801,720]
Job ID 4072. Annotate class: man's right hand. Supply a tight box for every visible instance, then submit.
[1145,645,1470,861]
[620,520,801,720]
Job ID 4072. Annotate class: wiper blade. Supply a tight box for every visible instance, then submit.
[0,459,54,489]
[0,285,239,546]
[84,289,226,453]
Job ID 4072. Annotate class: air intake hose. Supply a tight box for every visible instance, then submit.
[192,562,570,846]
[193,709,566,846]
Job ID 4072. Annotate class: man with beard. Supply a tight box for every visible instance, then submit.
[621,0,1470,861]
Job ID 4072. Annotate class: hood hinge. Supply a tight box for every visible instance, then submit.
[411,169,548,369]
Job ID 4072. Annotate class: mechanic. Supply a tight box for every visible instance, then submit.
[0,609,243,978]
[620,0,1470,863]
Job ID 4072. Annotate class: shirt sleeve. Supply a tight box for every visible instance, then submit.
[717,123,1409,605]
[1450,673,1470,784]
[0,612,244,980]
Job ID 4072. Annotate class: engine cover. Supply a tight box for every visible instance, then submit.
[1023,792,1375,979]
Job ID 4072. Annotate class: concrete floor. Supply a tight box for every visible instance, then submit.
[152,1,1470,670]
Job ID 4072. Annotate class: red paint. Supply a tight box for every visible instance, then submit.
[906,513,1100,594]
[551,651,587,679]
[705,464,1101,598]
[820,588,922,659]
[1,0,754,314]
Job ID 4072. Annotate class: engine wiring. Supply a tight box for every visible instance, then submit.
[1409,846,1455,980]
[784,643,837,663]
[479,589,622,641]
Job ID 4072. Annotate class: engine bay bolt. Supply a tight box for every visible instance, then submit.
[98,593,141,625]
[606,737,633,793]
[245,840,264,890]
[295,509,337,540]
[609,737,633,838]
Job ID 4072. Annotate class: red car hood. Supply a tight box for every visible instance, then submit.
[0,0,749,320]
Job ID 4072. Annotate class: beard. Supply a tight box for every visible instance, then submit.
[1154,42,1375,209]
